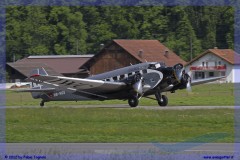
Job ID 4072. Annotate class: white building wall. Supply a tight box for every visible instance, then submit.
[233,65,240,83]
[185,53,234,83]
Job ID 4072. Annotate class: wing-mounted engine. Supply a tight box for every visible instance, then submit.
[171,63,191,91]
[125,69,163,95]
[125,73,144,95]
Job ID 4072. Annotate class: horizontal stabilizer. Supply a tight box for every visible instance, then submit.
[29,67,48,77]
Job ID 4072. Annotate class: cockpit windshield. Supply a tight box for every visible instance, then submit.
[148,62,162,69]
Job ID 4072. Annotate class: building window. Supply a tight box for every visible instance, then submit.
[195,72,205,79]
[221,71,226,76]
[209,72,214,77]
[202,62,205,67]
[218,61,221,65]
[206,62,208,68]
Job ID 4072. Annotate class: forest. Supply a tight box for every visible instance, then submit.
[6,6,234,62]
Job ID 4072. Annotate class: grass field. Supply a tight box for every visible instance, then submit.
[4,83,236,143]
[6,108,234,143]
[5,83,235,106]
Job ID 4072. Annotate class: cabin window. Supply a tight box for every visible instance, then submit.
[106,79,110,81]
[120,75,125,80]
[113,76,118,81]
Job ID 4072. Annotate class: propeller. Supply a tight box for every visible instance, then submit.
[132,74,144,95]
[186,76,192,92]
[173,63,192,92]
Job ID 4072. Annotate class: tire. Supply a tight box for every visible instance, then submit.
[158,95,168,107]
[40,101,44,107]
[128,97,139,107]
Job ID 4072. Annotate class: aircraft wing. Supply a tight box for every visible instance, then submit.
[191,76,225,86]
[13,88,56,92]
[27,74,127,94]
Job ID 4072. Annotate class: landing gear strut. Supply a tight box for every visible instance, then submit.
[128,96,139,107]
[40,101,45,107]
[155,91,168,107]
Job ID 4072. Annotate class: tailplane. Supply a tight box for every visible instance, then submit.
[29,67,48,78]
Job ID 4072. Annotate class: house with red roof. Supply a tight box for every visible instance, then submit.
[82,39,186,75]
[185,48,240,83]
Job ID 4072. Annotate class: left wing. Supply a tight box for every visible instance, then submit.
[27,71,126,94]
[13,88,56,92]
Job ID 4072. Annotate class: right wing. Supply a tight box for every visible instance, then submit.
[191,76,225,86]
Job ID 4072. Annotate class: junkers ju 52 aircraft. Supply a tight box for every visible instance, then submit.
[19,62,223,107]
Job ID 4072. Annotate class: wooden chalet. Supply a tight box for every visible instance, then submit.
[81,39,186,75]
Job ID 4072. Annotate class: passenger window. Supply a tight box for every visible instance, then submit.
[120,75,125,80]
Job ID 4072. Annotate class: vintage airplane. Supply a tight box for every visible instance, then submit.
[17,62,223,107]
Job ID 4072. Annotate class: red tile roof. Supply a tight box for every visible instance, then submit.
[113,40,186,66]
[186,49,240,65]
[16,55,93,74]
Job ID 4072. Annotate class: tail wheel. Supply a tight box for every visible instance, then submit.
[40,101,45,107]
[158,95,168,107]
[128,96,139,107]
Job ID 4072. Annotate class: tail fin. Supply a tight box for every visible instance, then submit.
[29,67,48,78]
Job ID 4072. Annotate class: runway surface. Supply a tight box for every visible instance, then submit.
[5,143,237,154]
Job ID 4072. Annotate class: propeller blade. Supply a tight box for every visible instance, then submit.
[186,81,192,92]
[133,77,143,95]
[186,75,192,92]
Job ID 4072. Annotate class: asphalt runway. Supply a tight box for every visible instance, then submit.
[5,143,237,155]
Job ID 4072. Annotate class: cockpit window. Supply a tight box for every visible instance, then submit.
[148,63,161,69]
[148,64,156,69]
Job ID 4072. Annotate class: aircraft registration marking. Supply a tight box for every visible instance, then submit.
[53,91,66,97]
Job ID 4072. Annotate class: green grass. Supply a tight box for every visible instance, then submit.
[4,83,235,143]
[6,108,234,143]
[6,83,235,106]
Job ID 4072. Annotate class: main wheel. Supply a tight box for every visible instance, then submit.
[158,95,168,107]
[128,96,139,107]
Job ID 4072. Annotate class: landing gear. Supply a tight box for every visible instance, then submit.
[155,91,168,107]
[40,101,45,107]
[128,96,139,107]
[158,95,168,106]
